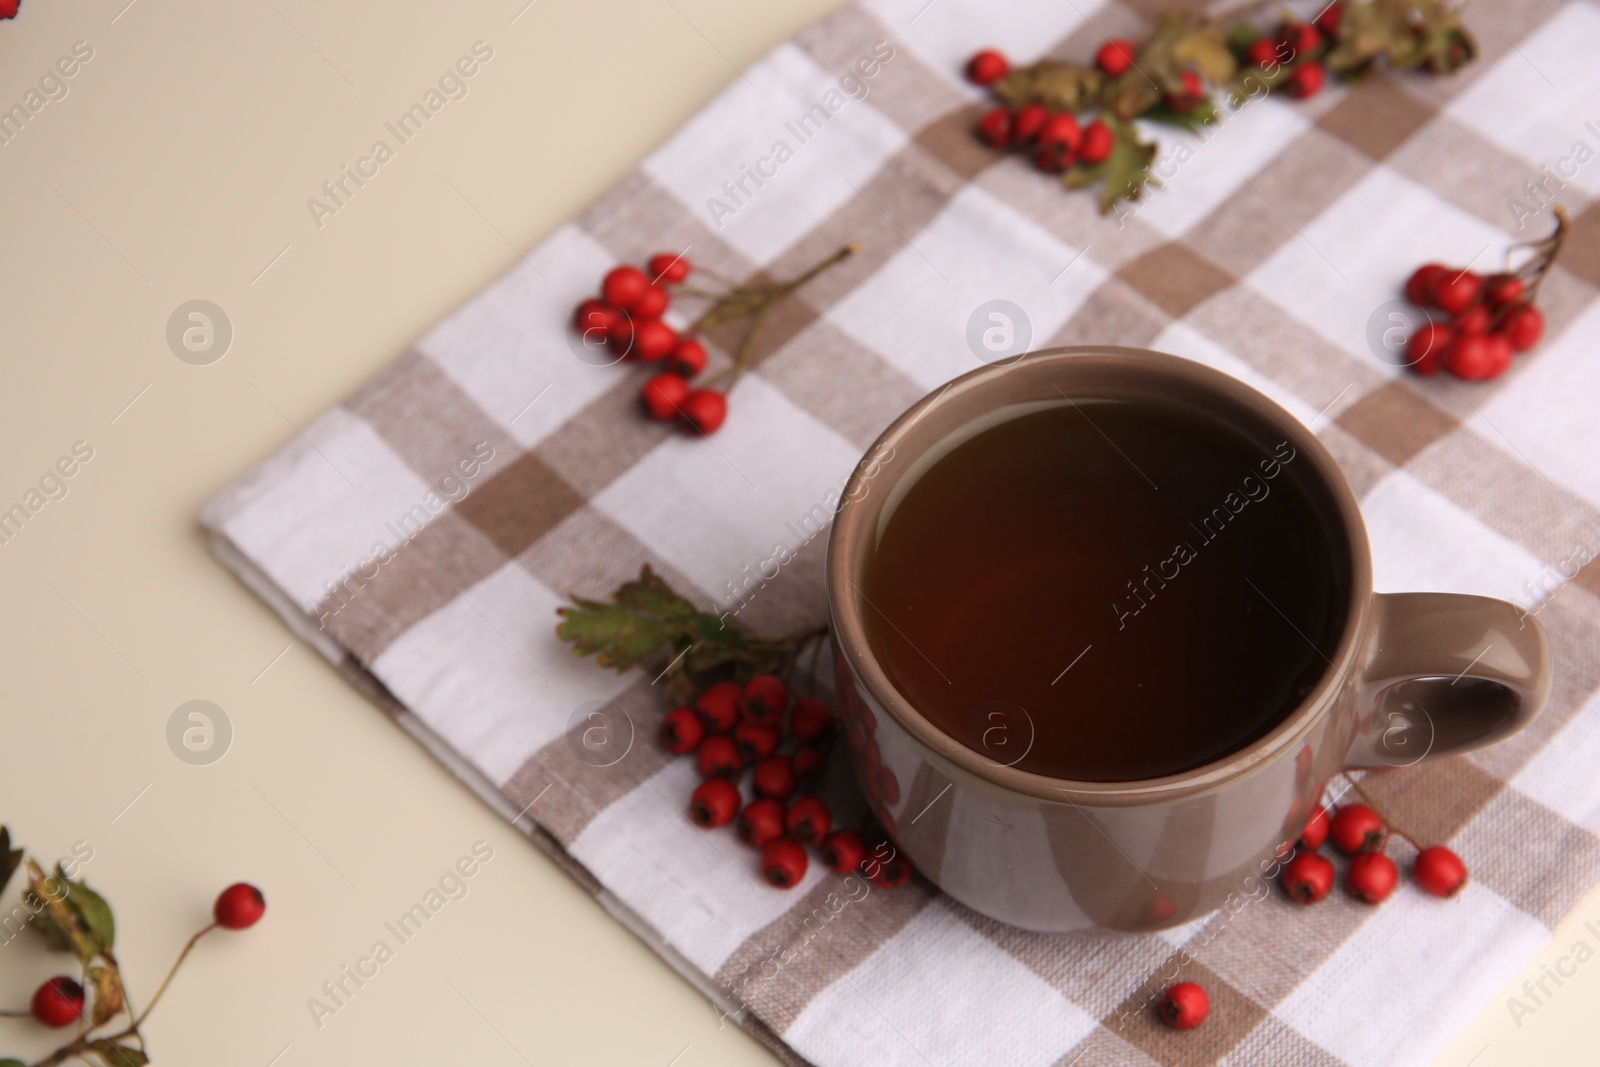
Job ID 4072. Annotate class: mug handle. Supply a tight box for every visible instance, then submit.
[1345,592,1551,769]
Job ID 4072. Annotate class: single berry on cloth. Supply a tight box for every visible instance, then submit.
[871,853,913,889]
[1298,803,1330,850]
[1158,982,1209,1030]
[1245,38,1280,67]
[602,265,650,309]
[820,829,866,874]
[1286,61,1326,98]
[792,743,828,782]
[696,735,743,778]
[785,796,832,844]
[666,337,707,377]
[690,777,740,828]
[31,976,85,1028]
[1280,20,1321,57]
[680,389,727,435]
[1413,846,1468,897]
[740,674,789,724]
[1096,39,1137,76]
[1012,103,1047,142]
[1280,851,1334,904]
[0,0,19,20]
[632,320,677,362]
[214,882,267,929]
[966,49,1009,85]
[761,839,808,888]
[1405,263,1448,305]
[1165,69,1203,111]
[753,755,798,801]
[1077,119,1114,165]
[1330,803,1386,854]
[659,706,704,753]
[733,719,782,763]
[1347,851,1398,904]
[648,251,691,284]
[975,107,1013,148]
[1433,271,1482,315]
[630,283,670,321]
[641,373,691,421]
[1503,304,1544,351]
[695,681,742,733]
[737,798,786,847]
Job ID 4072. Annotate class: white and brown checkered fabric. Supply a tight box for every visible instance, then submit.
[203,1,1600,1062]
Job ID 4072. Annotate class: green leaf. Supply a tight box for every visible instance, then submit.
[1096,115,1160,216]
[24,859,96,960]
[1142,98,1220,130]
[993,61,1104,113]
[555,566,700,673]
[86,1041,149,1067]
[0,827,20,900]
[56,864,115,953]
[88,964,125,1027]
[1,1058,27,1067]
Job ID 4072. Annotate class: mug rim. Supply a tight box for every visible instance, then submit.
[825,345,1374,806]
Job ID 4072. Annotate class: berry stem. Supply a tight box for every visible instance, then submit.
[129,922,217,1030]
[0,1008,29,1017]
[1513,205,1568,304]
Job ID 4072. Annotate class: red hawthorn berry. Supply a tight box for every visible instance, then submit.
[1245,38,1280,68]
[215,882,267,929]
[0,0,19,20]
[1407,324,1453,376]
[761,839,808,887]
[1298,803,1330,850]
[697,735,744,778]
[1413,845,1468,898]
[733,719,782,763]
[1482,332,1515,379]
[642,373,692,421]
[690,777,740,828]
[607,313,635,353]
[1078,119,1114,165]
[737,798,786,847]
[875,765,902,805]
[786,796,833,844]
[1316,3,1345,39]
[630,283,670,321]
[1347,850,1398,904]
[789,696,834,743]
[696,681,743,733]
[1144,895,1177,924]
[1158,982,1209,1030]
[1484,273,1525,307]
[602,265,650,310]
[1165,69,1203,111]
[680,389,728,434]
[667,337,707,377]
[1038,112,1082,154]
[1433,271,1482,315]
[975,106,1013,148]
[1329,804,1387,854]
[1503,304,1544,351]
[1034,141,1073,173]
[872,853,913,889]
[659,706,705,753]
[793,744,828,782]
[632,320,677,362]
[1096,39,1137,77]
[1012,102,1048,142]
[1286,61,1326,99]
[1405,263,1449,305]
[1280,21,1321,58]
[740,674,790,725]
[966,49,1009,86]
[1454,304,1491,335]
[820,829,866,874]
[1280,851,1335,904]
[648,252,691,285]
[574,299,622,339]
[31,976,84,1028]
[1446,334,1495,381]
[753,756,798,801]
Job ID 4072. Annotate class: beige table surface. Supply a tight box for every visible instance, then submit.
[0,0,1593,1063]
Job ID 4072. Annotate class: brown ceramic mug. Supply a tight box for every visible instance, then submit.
[825,346,1550,933]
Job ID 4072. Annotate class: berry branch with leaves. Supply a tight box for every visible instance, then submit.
[965,0,1477,213]
[0,827,264,1067]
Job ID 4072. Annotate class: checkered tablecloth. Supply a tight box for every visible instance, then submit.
[203,1,1600,1062]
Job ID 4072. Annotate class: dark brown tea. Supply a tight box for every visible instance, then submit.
[859,395,1347,781]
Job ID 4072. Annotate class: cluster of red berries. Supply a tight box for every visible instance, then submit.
[1402,262,1546,381]
[574,254,728,435]
[1280,800,1467,905]
[966,49,1115,173]
[24,883,264,1029]
[663,676,912,891]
